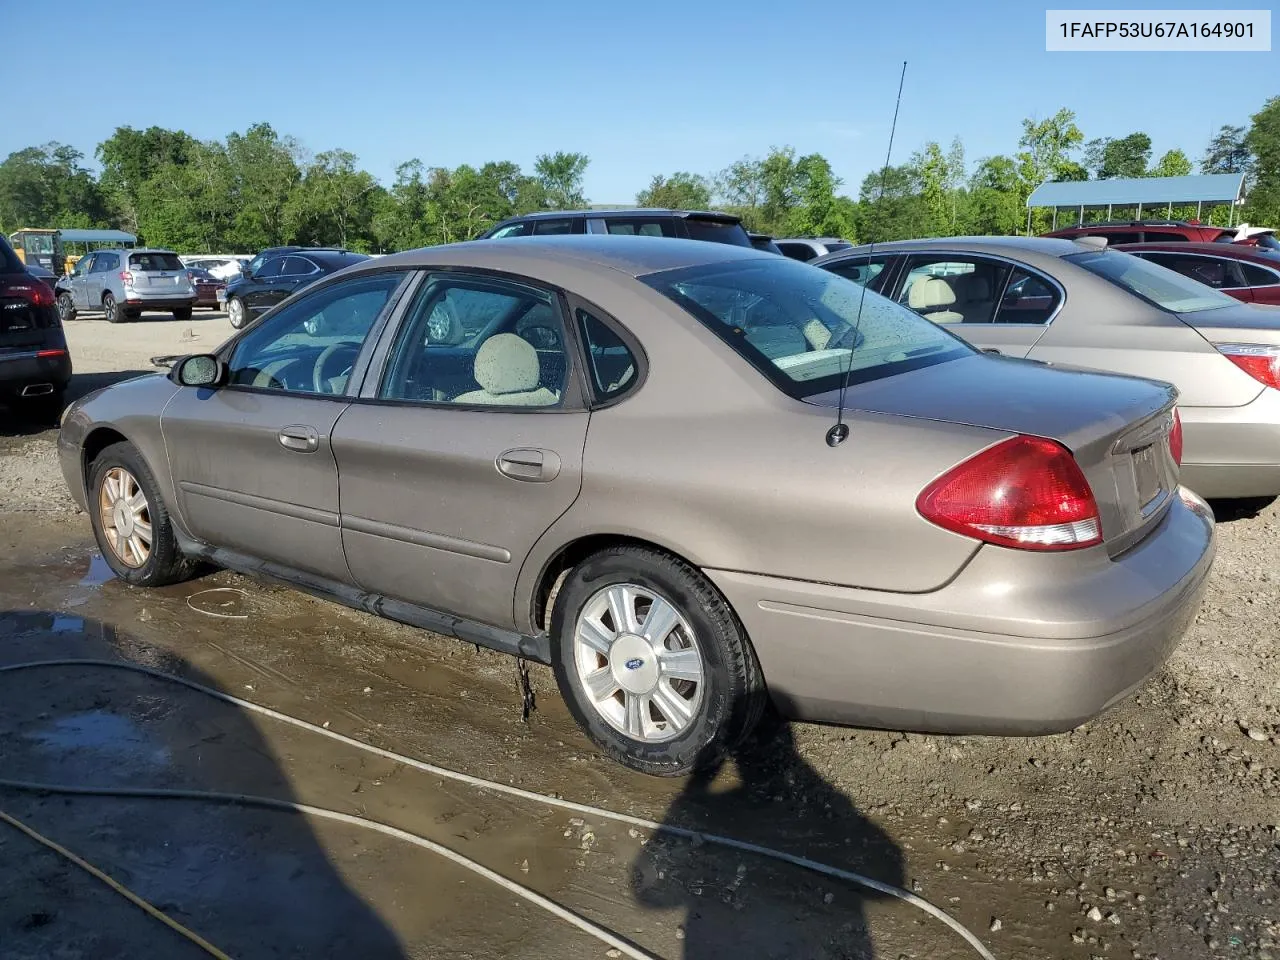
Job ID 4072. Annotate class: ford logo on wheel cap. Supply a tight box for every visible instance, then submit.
[624,657,644,671]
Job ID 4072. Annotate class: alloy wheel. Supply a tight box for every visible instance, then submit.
[103,294,117,322]
[57,292,75,322]
[573,583,705,743]
[228,298,245,328]
[97,466,152,568]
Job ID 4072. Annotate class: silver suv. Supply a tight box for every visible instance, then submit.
[56,248,195,324]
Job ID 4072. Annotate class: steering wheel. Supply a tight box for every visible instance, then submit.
[312,342,361,394]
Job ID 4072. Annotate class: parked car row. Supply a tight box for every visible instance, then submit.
[58,227,1221,776]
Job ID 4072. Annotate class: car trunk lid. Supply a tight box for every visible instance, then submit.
[806,352,1180,555]
[1176,301,1280,345]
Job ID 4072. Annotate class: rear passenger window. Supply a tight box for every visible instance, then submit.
[1240,263,1280,287]
[489,222,532,239]
[379,275,568,408]
[899,257,1011,325]
[606,218,676,238]
[532,219,575,236]
[577,308,637,401]
[995,269,1061,325]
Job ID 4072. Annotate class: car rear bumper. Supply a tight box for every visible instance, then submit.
[704,489,1215,735]
[1180,389,1280,498]
[124,294,196,309]
[0,349,73,395]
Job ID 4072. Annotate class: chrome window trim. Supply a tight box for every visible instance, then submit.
[886,249,1068,328]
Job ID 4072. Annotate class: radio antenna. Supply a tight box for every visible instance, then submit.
[827,60,907,447]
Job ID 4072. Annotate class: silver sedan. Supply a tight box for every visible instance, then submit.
[816,236,1280,500]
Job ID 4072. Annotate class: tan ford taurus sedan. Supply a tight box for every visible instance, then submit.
[816,236,1280,500]
[57,236,1215,775]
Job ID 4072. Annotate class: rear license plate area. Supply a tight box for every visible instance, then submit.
[1133,443,1162,511]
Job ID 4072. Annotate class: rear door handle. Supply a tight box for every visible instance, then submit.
[278,424,319,453]
[497,448,561,482]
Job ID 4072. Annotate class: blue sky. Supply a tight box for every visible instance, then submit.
[5,0,1275,201]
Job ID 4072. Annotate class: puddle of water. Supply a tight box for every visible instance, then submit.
[24,709,170,767]
[51,614,85,633]
[79,553,116,587]
[186,587,250,619]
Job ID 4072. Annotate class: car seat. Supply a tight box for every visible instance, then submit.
[907,277,964,323]
[453,333,560,406]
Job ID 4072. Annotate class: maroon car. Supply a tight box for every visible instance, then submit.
[1115,242,1280,306]
[186,267,226,309]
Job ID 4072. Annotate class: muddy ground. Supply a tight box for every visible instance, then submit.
[0,316,1277,960]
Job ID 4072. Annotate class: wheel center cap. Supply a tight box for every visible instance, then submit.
[609,633,659,695]
[112,500,134,536]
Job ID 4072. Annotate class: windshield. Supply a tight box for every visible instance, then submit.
[1066,250,1238,314]
[642,256,971,398]
[21,234,56,255]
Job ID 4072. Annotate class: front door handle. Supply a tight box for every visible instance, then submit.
[278,424,319,453]
[497,448,561,482]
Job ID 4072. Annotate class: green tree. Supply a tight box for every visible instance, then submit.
[0,143,109,233]
[714,155,766,223]
[1202,124,1253,176]
[533,152,588,209]
[963,155,1025,236]
[855,164,930,242]
[133,141,235,252]
[1150,148,1193,178]
[225,123,302,249]
[1017,108,1085,187]
[910,142,951,235]
[286,149,380,249]
[787,154,855,239]
[1090,133,1151,179]
[96,126,199,234]
[1245,96,1280,226]
[636,172,712,210]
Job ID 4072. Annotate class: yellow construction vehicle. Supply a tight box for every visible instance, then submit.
[8,228,64,276]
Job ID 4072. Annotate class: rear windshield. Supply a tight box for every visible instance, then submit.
[682,218,752,247]
[129,252,184,272]
[642,256,971,398]
[824,241,852,253]
[0,235,24,273]
[1066,250,1238,314]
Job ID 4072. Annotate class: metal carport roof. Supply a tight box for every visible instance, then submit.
[1026,173,1245,208]
[57,228,137,243]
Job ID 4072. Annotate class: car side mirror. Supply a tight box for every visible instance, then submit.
[170,354,227,388]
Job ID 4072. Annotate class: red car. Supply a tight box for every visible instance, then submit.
[186,267,227,309]
[1043,219,1280,250]
[1114,242,1280,305]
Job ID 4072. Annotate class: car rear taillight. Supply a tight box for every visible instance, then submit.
[917,435,1102,551]
[1217,343,1280,389]
[4,279,55,308]
[1169,408,1183,466]
[120,270,134,285]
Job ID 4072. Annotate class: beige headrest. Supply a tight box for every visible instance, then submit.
[908,277,956,310]
[473,333,539,395]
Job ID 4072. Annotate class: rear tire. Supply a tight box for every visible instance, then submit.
[173,306,193,323]
[550,544,767,777]
[87,441,199,588]
[102,292,121,323]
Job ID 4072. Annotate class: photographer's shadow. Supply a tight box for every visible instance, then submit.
[632,712,904,959]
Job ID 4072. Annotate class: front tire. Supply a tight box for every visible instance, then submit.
[56,292,76,322]
[87,442,198,587]
[227,297,247,329]
[551,544,766,776]
[102,292,121,323]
